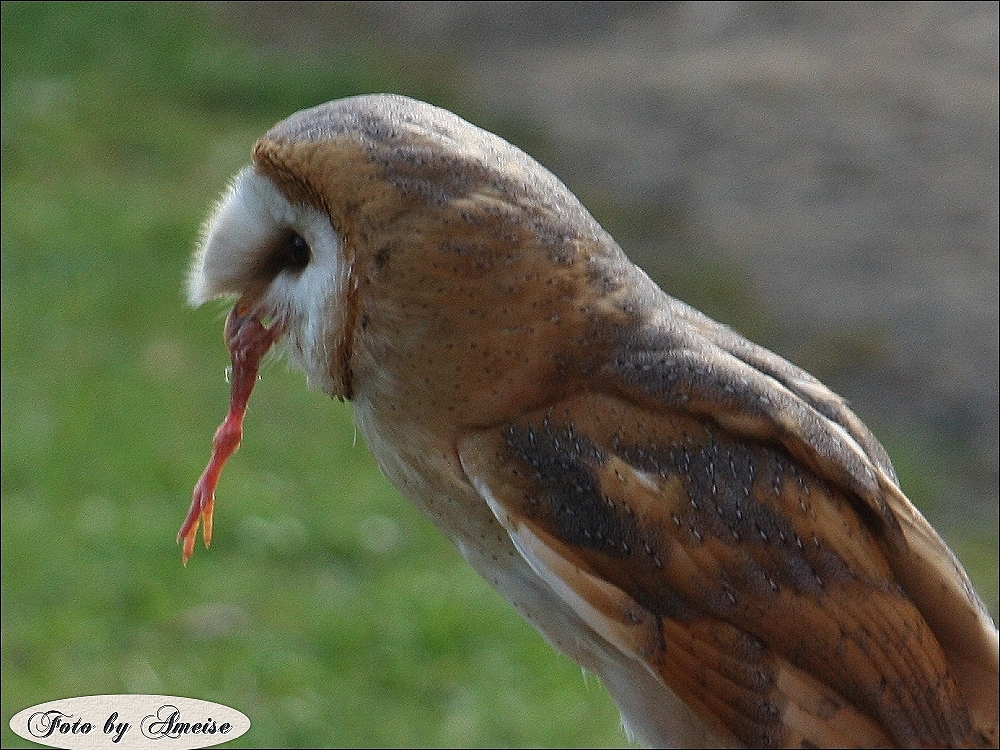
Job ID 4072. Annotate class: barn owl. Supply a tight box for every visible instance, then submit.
[179,93,998,748]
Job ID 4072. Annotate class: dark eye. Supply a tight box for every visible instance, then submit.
[285,232,311,271]
[258,230,312,281]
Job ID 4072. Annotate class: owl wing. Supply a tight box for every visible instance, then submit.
[455,310,997,747]
[613,298,999,724]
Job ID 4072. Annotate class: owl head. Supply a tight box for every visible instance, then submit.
[187,94,636,411]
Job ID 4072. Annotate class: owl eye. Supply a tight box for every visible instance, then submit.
[261,230,312,280]
[284,231,312,271]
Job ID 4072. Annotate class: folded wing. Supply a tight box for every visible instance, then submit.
[457,369,996,747]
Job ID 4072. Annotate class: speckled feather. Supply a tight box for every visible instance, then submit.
[188,94,999,748]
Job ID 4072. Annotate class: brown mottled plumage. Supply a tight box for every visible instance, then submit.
[183,94,998,747]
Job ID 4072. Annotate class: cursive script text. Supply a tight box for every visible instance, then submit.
[141,705,232,740]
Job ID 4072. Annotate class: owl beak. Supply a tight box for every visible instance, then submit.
[224,301,284,364]
[177,302,282,564]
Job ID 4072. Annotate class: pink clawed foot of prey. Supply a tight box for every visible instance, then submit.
[178,305,280,565]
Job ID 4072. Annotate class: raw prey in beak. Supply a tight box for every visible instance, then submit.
[178,305,281,564]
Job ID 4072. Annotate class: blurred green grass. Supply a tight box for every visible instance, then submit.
[2,4,995,749]
[0,3,624,747]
